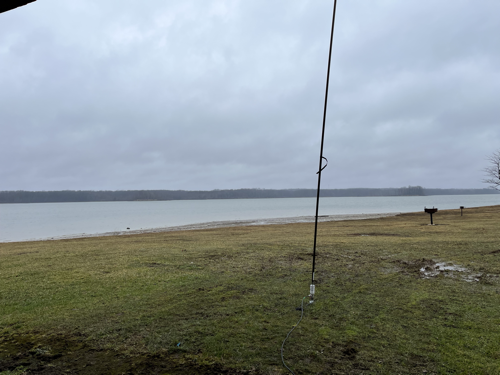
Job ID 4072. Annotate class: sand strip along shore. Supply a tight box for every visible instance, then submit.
[29,212,400,242]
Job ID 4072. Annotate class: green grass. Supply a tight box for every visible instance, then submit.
[0,367,28,375]
[1,205,500,374]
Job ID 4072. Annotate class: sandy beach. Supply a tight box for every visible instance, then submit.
[36,212,400,242]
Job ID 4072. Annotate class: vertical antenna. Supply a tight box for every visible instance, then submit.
[311,0,338,299]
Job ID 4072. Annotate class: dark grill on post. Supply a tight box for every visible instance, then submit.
[460,206,465,216]
[424,207,438,225]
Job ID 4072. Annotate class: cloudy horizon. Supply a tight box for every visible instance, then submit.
[1,0,499,191]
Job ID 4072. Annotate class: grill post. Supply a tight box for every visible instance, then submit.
[424,207,438,225]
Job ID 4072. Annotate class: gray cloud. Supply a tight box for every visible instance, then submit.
[1,0,499,190]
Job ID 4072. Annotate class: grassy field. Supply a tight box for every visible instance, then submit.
[1,205,500,374]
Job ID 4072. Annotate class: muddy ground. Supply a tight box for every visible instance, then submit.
[0,332,254,375]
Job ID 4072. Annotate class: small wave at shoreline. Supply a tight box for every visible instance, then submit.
[10,212,400,243]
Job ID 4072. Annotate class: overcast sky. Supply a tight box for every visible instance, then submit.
[1,0,499,191]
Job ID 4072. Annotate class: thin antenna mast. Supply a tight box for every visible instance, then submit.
[310,0,338,300]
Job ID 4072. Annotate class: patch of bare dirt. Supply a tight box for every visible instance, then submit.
[393,258,436,276]
[0,332,257,375]
[393,259,492,283]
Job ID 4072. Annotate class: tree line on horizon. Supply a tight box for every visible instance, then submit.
[0,187,498,204]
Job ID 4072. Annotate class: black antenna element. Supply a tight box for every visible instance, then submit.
[0,0,36,14]
[311,0,338,287]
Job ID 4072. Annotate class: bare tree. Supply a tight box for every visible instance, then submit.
[483,150,500,190]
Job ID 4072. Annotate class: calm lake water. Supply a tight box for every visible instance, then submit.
[1,195,498,243]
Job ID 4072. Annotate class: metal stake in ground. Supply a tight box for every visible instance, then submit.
[424,207,438,225]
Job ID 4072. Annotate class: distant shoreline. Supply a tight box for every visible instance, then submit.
[1,187,498,204]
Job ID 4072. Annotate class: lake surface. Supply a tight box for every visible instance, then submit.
[1,195,498,243]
